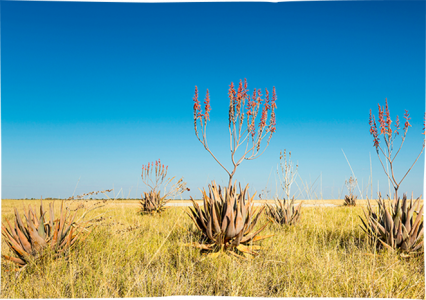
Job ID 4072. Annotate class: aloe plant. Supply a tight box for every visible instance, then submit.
[139,191,169,214]
[186,182,272,258]
[265,198,302,226]
[360,194,423,255]
[1,200,91,269]
[344,195,357,206]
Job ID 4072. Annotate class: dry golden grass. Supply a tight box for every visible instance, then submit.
[1,199,424,298]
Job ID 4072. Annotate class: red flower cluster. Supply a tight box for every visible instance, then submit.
[204,89,211,121]
[142,159,167,180]
[377,104,385,134]
[270,87,277,133]
[246,89,257,137]
[194,78,277,143]
[423,113,425,135]
[228,82,236,125]
[395,115,400,136]
[369,109,379,149]
[193,86,203,120]
[385,99,392,137]
[403,110,411,130]
[259,89,268,130]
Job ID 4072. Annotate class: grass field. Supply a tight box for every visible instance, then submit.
[1,199,424,298]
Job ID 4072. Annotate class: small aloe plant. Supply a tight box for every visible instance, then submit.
[1,199,91,269]
[139,191,169,215]
[344,195,357,206]
[265,198,302,226]
[343,176,357,206]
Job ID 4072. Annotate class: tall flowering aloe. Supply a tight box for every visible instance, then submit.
[140,159,187,214]
[193,79,277,187]
[368,99,425,200]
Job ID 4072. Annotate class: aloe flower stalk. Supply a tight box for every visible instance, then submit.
[193,79,277,187]
[369,99,425,200]
[140,159,187,214]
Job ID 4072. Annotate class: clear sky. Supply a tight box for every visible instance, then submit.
[1,1,425,200]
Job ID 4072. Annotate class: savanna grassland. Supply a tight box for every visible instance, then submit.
[1,199,424,298]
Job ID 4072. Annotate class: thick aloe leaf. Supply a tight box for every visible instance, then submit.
[15,225,32,254]
[236,244,257,255]
[38,211,47,239]
[2,254,26,266]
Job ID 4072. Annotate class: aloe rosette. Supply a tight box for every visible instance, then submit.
[187,181,272,258]
[2,200,91,268]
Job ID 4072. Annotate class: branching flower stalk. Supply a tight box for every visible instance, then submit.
[277,149,298,200]
[141,159,187,199]
[193,79,277,187]
[140,160,187,214]
[343,176,358,206]
[369,99,425,200]
[345,176,357,198]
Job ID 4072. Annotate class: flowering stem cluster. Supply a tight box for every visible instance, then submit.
[141,159,187,199]
[369,99,425,200]
[193,79,277,187]
[277,149,298,200]
[345,176,357,197]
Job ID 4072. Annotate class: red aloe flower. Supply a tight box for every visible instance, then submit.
[247,88,257,134]
[270,107,276,133]
[369,109,380,149]
[423,113,425,135]
[373,120,379,149]
[265,88,270,110]
[394,115,400,135]
[369,109,374,134]
[257,89,262,105]
[246,94,253,117]
[271,87,277,109]
[229,82,235,101]
[229,82,235,125]
[204,89,211,121]
[193,86,203,120]
[242,78,248,100]
[237,80,243,100]
[378,104,385,134]
[236,80,243,115]
[259,106,267,129]
[385,99,392,136]
[270,87,277,133]
[403,110,411,130]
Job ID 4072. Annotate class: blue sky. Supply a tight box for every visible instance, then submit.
[1,1,425,200]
